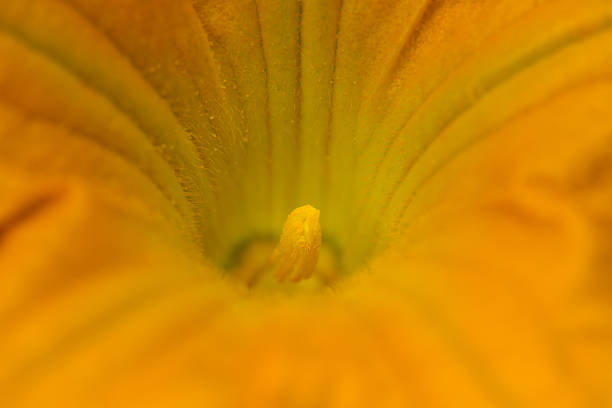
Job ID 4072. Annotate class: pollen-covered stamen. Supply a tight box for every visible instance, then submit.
[271,205,322,283]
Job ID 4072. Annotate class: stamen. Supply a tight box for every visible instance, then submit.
[271,205,322,283]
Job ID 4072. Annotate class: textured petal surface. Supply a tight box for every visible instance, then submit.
[1,1,612,407]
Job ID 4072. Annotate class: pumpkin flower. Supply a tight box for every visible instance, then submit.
[2,0,612,406]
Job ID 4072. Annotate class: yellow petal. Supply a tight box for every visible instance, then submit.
[1,1,612,407]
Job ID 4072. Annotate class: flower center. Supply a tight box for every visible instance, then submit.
[271,205,322,283]
[227,205,342,292]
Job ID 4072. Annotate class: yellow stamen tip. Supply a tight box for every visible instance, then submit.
[271,205,322,283]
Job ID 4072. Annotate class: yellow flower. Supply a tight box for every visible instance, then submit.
[1,0,612,406]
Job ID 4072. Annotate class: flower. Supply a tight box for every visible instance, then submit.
[1,0,612,406]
